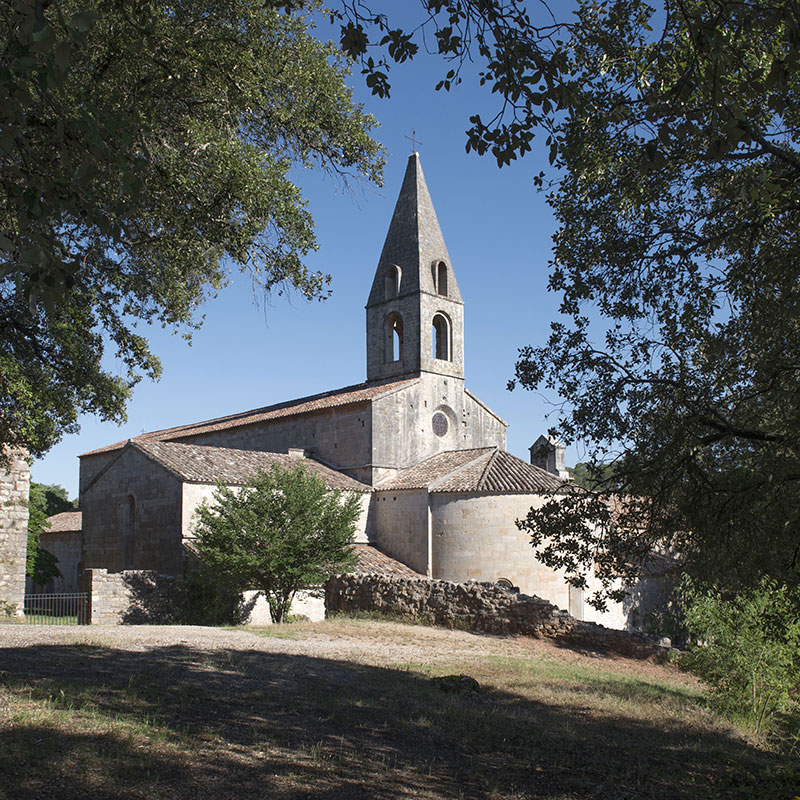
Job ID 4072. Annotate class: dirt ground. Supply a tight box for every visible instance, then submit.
[0,618,690,682]
[0,619,792,800]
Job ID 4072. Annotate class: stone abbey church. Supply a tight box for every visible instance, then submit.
[78,154,630,628]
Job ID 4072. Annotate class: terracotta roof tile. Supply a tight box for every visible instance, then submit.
[134,441,371,491]
[347,545,426,578]
[44,510,82,533]
[81,378,418,457]
[377,447,570,494]
[376,448,496,490]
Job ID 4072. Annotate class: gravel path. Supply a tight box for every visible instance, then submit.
[0,622,498,666]
[0,620,686,684]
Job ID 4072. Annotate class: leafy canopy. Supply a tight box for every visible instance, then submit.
[337,0,800,602]
[191,464,361,623]
[1,0,383,457]
[510,0,800,602]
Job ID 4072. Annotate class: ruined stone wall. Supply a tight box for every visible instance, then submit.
[0,448,30,615]
[325,574,674,660]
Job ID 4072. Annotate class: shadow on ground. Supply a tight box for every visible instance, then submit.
[0,640,795,800]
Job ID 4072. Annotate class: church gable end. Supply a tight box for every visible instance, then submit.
[81,444,183,575]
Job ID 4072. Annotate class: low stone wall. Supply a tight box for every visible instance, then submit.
[80,569,183,625]
[79,569,317,625]
[325,574,675,660]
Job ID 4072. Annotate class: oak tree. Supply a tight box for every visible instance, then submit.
[511,0,800,602]
[339,1,800,600]
[1,0,383,456]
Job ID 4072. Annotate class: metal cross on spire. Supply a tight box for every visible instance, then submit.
[404,129,423,152]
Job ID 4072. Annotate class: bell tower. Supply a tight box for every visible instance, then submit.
[366,153,464,383]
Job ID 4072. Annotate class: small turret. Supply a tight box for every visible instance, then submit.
[529,435,569,480]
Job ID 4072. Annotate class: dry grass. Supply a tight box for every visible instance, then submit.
[1,618,798,799]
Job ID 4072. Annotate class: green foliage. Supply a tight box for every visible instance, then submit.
[2,0,383,456]
[503,1,800,601]
[342,1,800,603]
[566,462,617,491]
[29,481,74,517]
[26,480,72,585]
[334,1,571,166]
[180,564,249,627]
[191,464,361,623]
[681,577,800,739]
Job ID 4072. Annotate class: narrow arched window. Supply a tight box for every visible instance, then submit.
[432,313,450,361]
[386,312,403,363]
[436,261,448,296]
[385,265,400,299]
[123,494,135,569]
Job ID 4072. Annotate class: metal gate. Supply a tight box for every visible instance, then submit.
[0,593,89,625]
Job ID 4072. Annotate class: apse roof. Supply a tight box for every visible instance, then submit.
[377,446,570,494]
[131,440,371,491]
[80,377,418,457]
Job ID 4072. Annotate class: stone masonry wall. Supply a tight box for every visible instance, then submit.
[0,448,30,616]
[36,531,82,593]
[80,569,183,625]
[326,574,675,660]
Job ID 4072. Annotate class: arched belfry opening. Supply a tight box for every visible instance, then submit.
[432,313,451,361]
[385,265,401,299]
[436,261,448,296]
[386,312,404,363]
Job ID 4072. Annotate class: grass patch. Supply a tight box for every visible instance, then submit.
[226,625,300,640]
[0,620,797,799]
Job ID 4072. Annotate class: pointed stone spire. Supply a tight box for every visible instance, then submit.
[365,153,465,383]
[367,153,462,305]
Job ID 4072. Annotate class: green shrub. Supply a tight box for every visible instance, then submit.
[681,577,800,739]
[180,566,247,627]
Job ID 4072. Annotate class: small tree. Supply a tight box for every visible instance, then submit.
[191,465,361,623]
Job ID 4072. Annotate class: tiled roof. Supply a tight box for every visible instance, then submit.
[348,545,426,577]
[133,441,371,491]
[377,447,569,494]
[377,448,495,490]
[80,377,418,457]
[44,510,82,533]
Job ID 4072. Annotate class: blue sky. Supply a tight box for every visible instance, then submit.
[33,15,582,498]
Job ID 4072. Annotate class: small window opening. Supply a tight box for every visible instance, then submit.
[385,265,401,299]
[432,313,450,361]
[123,494,135,569]
[436,261,448,296]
